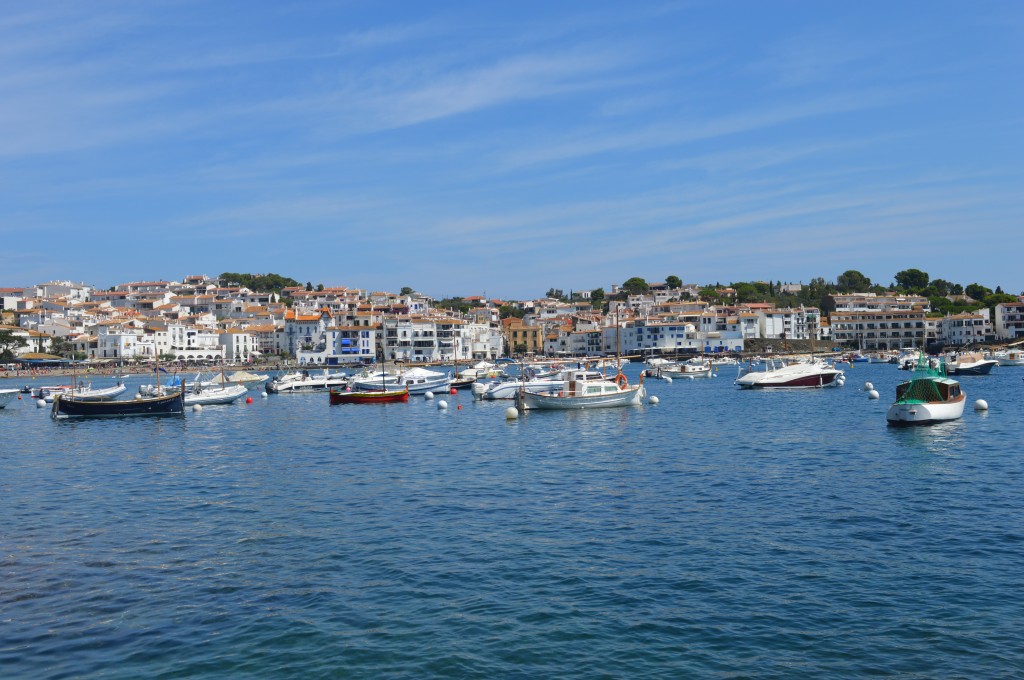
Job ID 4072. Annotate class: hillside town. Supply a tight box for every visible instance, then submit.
[2,273,1023,368]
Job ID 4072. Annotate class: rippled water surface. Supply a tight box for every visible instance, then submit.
[2,364,1023,678]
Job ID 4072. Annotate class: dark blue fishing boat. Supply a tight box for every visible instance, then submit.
[51,381,185,419]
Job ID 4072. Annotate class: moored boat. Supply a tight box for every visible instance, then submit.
[735,358,843,389]
[349,367,451,394]
[52,382,185,419]
[661,358,713,379]
[521,369,645,410]
[945,352,997,376]
[886,353,965,426]
[991,349,1024,367]
[0,388,19,409]
[266,369,348,393]
[184,382,248,406]
[329,387,409,404]
[42,381,127,403]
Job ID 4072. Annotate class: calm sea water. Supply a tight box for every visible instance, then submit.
[2,363,1022,678]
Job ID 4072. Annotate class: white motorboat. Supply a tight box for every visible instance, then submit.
[991,349,1024,367]
[477,368,608,400]
[42,381,127,403]
[266,369,348,393]
[945,352,997,376]
[478,378,563,400]
[661,358,713,379]
[0,388,19,408]
[456,361,505,380]
[184,382,248,406]
[195,370,270,390]
[349,367,451,395]
[521,369,646,410]
[735,358,843,389]
[887,353,966,426]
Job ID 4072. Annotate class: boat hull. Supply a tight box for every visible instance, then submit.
[661,367,712,379]
[0,389,19,409]
[947,361,997,376]
[886,397,965,426]
[522,385,645,410]
[329,388,409,404]
[735,368,842,389]
[184,384,248,406]
[52,390,185,418]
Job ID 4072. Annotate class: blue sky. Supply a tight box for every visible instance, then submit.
[2,0,1021,299]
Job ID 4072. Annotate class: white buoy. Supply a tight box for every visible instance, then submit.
[863,382,874,391]
[836,378,845,387]
[36,399,46,408]
[261,391,268,399]
[649,395,660,404]
[424,391,434,400]
[868,389,879,400]
[664,376,673,384]
[505,407,519,420]
[974,399,988,411]
[192,404,203,413]
[437,399,448,410]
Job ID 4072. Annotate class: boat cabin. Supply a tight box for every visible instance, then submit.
[561,370,626,397]
[895,377,961,404]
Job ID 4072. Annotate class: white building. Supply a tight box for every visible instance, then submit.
[219,329,257,363]
[993,301,1024,340]
[939,310,992,346]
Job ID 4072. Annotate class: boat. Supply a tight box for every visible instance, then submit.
[661,357,713,379]
[945,352,997,376]
[31,384,72,399]
[520,368,646,410]
[194,370,269,391]
[735,358,843,389]
[184,382,248,406]
[266,369,348,393]
[42,381,127,403]
[886,353,965,426]
[329,386,410,404]
[0,388,19,409]
[866,351,897,364]
[349,367,451,395]
[52,381,185,419]
[452,361,504,389]
[991,349,1024,367]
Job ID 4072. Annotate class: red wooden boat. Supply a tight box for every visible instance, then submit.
[329,387,409,405]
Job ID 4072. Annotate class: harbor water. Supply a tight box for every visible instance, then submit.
[2,362,1022,677]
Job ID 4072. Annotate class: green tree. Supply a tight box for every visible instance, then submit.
[436,297,470,314]
[498,305,525,319]
[545,288,565,300]
[665,275,682,289]
[0,328,27,361]
[894,268,929,292]
[49,336,74,357]
[965,283,992,300]
[621,277,649,295]
[929,279,952,297]
[984,293,1018,319]
[219,272,300,293]
[733,282,767,303]
[400,286,414,296]
[316,283,324,292]
[590,287,606,308]
[305,282,313,292]
[699,286,720,302]
[836,270,871,293]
